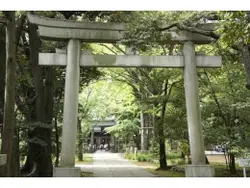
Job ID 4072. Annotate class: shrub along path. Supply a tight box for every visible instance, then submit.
[76,150,157,177]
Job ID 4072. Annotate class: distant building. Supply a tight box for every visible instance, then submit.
[88,119,116,147]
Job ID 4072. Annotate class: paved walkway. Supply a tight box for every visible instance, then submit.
[76,151,157,177]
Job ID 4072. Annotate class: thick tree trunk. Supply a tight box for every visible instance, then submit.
[0,23,6,138]
[77,118,83,161]
[11,117,20,176]
[0,11,17,177]
[21,22,53,177]
[43,67,53,174]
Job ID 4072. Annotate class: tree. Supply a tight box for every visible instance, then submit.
[198,45,250,174]
[0,19,6,139]
[1,11,17,177]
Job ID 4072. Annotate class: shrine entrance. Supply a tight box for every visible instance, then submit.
[28,13,221,177]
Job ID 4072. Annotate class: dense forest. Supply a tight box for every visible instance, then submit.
[1,11,250,177]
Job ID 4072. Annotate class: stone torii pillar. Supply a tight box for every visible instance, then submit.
[60,39,80,168]
[28,13,221,177]
[183,41,214,177]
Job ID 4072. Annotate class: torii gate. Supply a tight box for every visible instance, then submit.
[28,13,221,177]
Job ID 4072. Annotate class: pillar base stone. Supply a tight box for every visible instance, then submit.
[185,165,215,177]
[53,167,81,177]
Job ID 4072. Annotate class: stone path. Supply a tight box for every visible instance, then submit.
[76,151,157,177]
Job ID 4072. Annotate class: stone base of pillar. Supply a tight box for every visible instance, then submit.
[53,167,81,177]
[185,165,215,177]
[0,154,7,166]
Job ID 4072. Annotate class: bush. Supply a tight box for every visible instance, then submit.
[176,159,185,165]
[170,159,177,165]
[167,158,186,166]
[136,153,154,162]
[124,153,135,160]
[167,152,182,159]
[149,139,159,154]
[179,142,190,157]
[137,153,147,162]
[124,151,160,165]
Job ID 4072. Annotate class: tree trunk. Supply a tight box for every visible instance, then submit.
[0,11,17,177]
[157,120,167,170]
[159,136,167,169]
[156,80,169,170]
[42,67,53,176]
[155,116,167,170]
[205,156,210,164]
[241,45,250,90]
[0,23,6,138]
[77,118,83,161]
[21,22,53,177]
[11,117,20,176]
[228,153,236,175]
[54,88,63,167]
[223,149,229,172]
[54,116,60,167]
[140,113,149,151]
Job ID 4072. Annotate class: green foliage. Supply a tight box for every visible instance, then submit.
[124,152,156,162]
[79,78,140,145]
[166,152,182,159]
[176,158,185,165]
[122,11,204,52]
[105,119,139,141]
[179,142,190,157]
[200,60,250,152]
[217,11,250,46]
[123,153,136,160]
[149,139,159,154]
[124,151,182,165]
[79,79,137,120]
[136,154,148,162]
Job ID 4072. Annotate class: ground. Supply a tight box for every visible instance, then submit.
[75,151,250,177]
[76,151,156,177]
